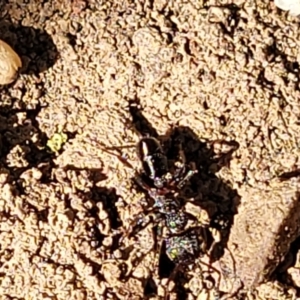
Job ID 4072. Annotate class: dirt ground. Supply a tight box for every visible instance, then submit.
[1,0,300,299]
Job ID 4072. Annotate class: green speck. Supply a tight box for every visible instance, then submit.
[170,221,176,228]
[169,249,178,260]
[47,132,68,153]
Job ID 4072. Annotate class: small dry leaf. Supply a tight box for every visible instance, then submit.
[0,39,22,85]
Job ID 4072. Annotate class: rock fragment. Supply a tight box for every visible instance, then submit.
[0,39,22,85]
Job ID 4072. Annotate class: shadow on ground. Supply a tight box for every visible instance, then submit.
[62,164,123,232]
[0,12,59,181]
[0,101,78,185]
[123,98,241,299]
[0,99,124,299]
[0,19,59,76]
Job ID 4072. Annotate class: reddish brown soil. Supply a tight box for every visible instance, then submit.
[1,1,300,299]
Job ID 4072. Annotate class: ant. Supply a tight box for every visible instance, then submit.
[101,134,198,232]
[100,134,223,299]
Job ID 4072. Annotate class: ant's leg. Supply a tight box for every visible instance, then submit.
[217,247,243,300]
[198,256,242,300]
[122,215,165,280]
[132,174,155,194]
[118,204,161,243]
[97,141,147,183]
[154,214,167,253]
[196,259,222,293]
[121,246,154,280]
[171,139,198,189]
[202,227,241,299]
[102,144,155,194]
[97,140,156,194]
[97,140,137,170]
[172,138,187,178]
[98,141,160,212]
[163,262,183,300]
[176,167,198,189]
[127,209,160,239]
[176,140,187,165]
[125,214,151,239]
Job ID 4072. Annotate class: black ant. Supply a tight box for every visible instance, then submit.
[100,134,224,299]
